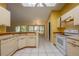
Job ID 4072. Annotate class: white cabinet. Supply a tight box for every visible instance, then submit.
[18,36,36,49]
[61,9,73,22]
[0,37,17,56]
[18,37,27,49]
[26,36,36,46]
[0,33,38,56]
[0,7,10,26]
[61,5,79,26]
[67,42,79,56]
[73,6,79,25]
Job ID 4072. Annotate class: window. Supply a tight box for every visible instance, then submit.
[20,26,26,32]
[29,26,34,32]
[15,25,45,34]
[34,26,39,32]
[15,26,20,32]
[39,26,44,33]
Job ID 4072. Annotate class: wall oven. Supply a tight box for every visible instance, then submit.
[56,34,67,56]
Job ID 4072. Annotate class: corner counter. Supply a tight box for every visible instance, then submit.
[0,32,39,56]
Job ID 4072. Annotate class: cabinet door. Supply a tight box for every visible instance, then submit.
[11,37,18,52]
[67,43,79,56]
[26,36,36,46]
[18,38,27,49]
[70,5,79,25]
[3,10,10,26]
[61,12,70,21]
[0,7,10,26]
[74,9,79,25]
[61,8,73,22]
[1,39,12,56]
[1,38,17,56]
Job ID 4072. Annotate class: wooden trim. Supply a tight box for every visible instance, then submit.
[0,32,36,36]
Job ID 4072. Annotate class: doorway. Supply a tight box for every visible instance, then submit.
[48,22,51,41]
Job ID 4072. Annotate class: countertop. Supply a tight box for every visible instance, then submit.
[0,32,37,40]
[54,32,79,40]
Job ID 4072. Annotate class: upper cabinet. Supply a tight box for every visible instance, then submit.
[61,10,73,22]
[61,5,79,26]
[0,7,10,26]
[73,6,79,25]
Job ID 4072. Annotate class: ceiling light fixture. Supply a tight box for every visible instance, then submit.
[22,3,56,7]
[45,3,56,7]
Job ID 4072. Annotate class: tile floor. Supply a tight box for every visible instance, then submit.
[13,37,63,56]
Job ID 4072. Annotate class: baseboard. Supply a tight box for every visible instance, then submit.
[11,46,36,56]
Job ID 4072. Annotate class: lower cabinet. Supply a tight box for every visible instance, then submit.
[0,37,17,56]
[0,34,38,56]
[26,36,36,46]
[67,43,79,56]
[18,36,36,49]
[67,38,79,56]
[18,38,27,49]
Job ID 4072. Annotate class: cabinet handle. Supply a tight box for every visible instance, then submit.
[21,38,24,39]
[73,41,76,43]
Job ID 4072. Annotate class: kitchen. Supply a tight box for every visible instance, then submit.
[46,3,79,56]
[0,3,79,56]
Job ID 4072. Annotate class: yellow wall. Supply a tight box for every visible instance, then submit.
[0,3,7,9]
[60,3,79,15]
[0,25,6,33]
[48,3,79,44]
[49,11,60,44]
[0,3,7,33]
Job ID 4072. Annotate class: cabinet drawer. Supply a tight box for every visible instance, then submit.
[1,40,16,56]
[1,39,12,44]
[18,38,27,49]
[26,39,36,42]
[67,39,79,46]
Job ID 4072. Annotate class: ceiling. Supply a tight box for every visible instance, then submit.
[7,3,65,21]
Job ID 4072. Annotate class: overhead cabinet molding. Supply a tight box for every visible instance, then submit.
[0,7,10,26]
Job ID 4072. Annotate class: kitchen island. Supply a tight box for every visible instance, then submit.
[0,32,39,56]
